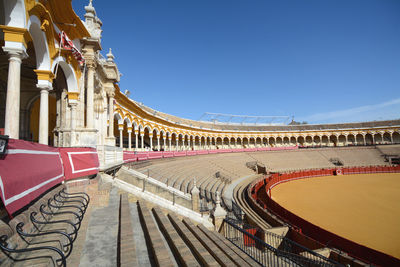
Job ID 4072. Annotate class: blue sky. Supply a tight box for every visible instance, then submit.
[72,0,400,124]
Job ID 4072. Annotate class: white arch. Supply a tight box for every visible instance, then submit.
[51,57,79,92]
[28,15,51,71]
[124,117,132,127]
[113,112,123,124]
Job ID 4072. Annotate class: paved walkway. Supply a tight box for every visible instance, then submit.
[79,188,119,267]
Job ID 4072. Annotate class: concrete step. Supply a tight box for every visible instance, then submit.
[265,226,290,249]
[152,207,200,267]
[197,224,252,267]
[168,214,220,267]
[129,202,152,267]
[182,218,237,267]
[119,194,138,267]
[137,201,176,267]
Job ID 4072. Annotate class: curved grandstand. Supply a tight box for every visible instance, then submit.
[1,1,400,266]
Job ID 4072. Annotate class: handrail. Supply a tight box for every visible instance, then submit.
[223,218,341,267]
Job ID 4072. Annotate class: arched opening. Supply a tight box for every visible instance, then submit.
[276,137,283,147]
[356,134,364,145]
[256,137,262,147]
[113,114,123,147]
[338,135,346,147]
[269,137,275,147]
[365,133,373,145]
[290,136,297,146]
[373,133,383,145]
[321,136,329,146]
[383,132,391,144]
[143,127,151,150]
[230,137,236,148]
[347,134,355,146]
[243,137,249,148]
[237,137,242,148]
[313,136,321,146]
[329,135,337,147]
[216,137,222,149]
[297,136,305,146]
[305,136,313,147]
[223,137,229,148]
[393,132,400,144]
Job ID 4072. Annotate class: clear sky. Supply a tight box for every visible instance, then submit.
[72,0,400,124]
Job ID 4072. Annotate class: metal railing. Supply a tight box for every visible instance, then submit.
[222,218,342,267]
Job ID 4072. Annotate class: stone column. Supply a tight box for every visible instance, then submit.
[119,124,124,148]
[127,127,132,150]
[86,61,96,128]
[3,48,27,139]
[163,138,166,151]
[175,137,179,151]
[363,134,366,145]
[169,138,172,151]
[390,133,393,144]
[141,134,144,150]
[135,130,139,150]
[38,87,50,144]
[108,93,115,137]
[157,135,160,151]
[35,70,55,145]
[149,134,153,151]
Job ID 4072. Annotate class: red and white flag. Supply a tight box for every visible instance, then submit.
[59,31,85,66]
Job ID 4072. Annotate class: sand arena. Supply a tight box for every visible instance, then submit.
[271,173,400,258]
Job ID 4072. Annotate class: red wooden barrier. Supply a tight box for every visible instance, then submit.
[0,139,64,215]
[59,147,99,181]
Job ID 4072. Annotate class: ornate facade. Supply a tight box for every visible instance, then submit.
[1,0,399,153]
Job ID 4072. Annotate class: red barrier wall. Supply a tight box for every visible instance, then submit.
[251,166,400,266]
[59,147,99,181]
[123,151,137,163]
[0,139,64,215]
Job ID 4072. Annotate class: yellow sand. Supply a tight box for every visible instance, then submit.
[271,173,400,258]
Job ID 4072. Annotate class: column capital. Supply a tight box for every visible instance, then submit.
[127,127,132,133]
[2,46,27,62]
[35,69,54,90]
[67,92,80,105]
[118,124,124,130]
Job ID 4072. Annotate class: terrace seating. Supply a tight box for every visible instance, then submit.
[0,185,89,266]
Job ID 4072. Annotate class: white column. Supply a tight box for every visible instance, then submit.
[86,63,95,128]
[157,136,160,151]
[175,138,179,151]
[3,49,26,139]
[70,103,77,130]
[141,134,144,150]
[149,135,153,151]
[128,128,132,150]
[163,138,166,151]
[390,133,393,144]
[168,138,171,151]
[108,94,115,137]
[135,131,139,150]
[363,134,366,145]
[38,86,51,144]
[119,128,123,148]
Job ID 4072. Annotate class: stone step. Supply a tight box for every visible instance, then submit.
[168,214,220,267]
[152,207,200,267]
[137,201,176,267]
[197,224,255,267]
[129,202,152,267]
[182,218,237,267]
[119,194,138,267]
